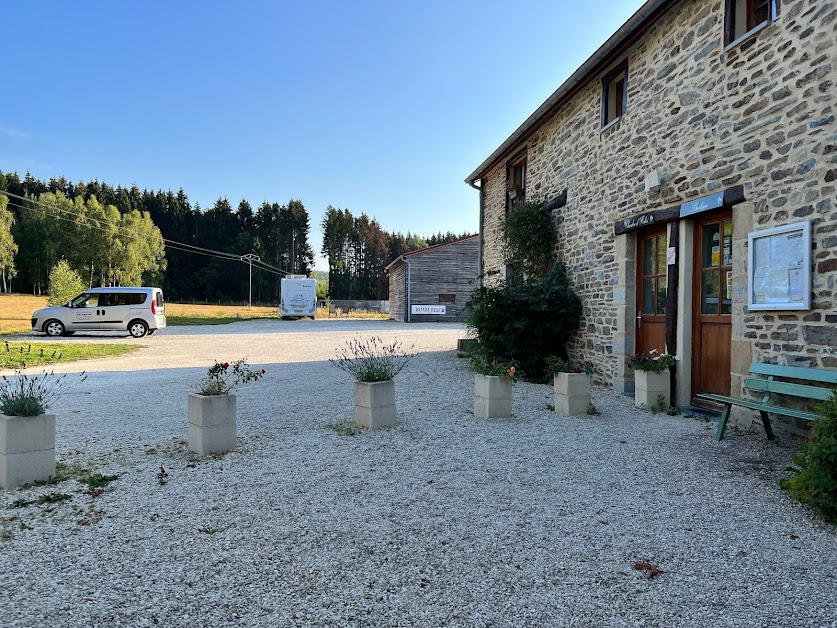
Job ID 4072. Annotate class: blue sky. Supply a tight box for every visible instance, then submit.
[2,0,645,269]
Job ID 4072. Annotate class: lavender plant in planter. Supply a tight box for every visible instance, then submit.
[330,336,415,430]
[0,362,86,489]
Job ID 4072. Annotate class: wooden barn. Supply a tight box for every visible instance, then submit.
[386,235,480,322]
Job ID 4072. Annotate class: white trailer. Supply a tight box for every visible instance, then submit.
[280,276,317,318]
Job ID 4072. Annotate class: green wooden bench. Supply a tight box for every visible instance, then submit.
[697,363,837,442]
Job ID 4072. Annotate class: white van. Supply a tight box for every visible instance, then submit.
[31,287,166,338]
[280,277,317,319]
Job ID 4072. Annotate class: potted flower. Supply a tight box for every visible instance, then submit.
[330,336,415,429]
[188,359,264,455]
[469,353,519,419]
[629,350,678,410]
[506,179,524,202]
[0,361,86,489]
[546,356,595,416]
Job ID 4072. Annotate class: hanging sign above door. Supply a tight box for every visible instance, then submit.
[679,191,725,218]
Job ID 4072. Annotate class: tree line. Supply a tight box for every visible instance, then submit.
[321,206,473,300]
[0,169,471,302]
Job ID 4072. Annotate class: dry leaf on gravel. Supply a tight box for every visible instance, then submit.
[633,561,663,579]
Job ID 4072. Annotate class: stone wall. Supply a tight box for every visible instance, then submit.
[480,0,836,388]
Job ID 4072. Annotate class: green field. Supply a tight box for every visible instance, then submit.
[1,341,141,369]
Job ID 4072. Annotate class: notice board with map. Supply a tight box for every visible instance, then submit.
[748,220,811,311]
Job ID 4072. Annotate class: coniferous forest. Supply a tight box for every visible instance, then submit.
[0,170,471,303]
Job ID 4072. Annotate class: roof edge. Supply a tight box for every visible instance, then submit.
[465,0,675,184]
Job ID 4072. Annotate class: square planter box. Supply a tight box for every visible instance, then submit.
[188,394,237,455]
[0,413,56,489]
[474,374,513,419]
[634,370,671,409]
[554,373,591,416]
[355,380,397,429]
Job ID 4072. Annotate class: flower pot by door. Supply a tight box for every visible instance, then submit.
[0,413,56,489]
[554,373,591,415]
[355,380,397,429]
[188,394,237,455]
[634,370,671,409]
[474,374,513,418]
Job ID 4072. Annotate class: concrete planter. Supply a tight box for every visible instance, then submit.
[554,373,591,415]
[0,413,56,489]
[474,374,513,419]
[188,393,237,455]
[355,380,397,429]
[634,370,670,409]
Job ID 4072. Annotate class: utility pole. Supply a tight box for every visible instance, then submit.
[240,254,260,309]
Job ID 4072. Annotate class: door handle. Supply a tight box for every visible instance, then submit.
[636,314,642,329]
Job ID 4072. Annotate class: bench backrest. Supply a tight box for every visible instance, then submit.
[745,362,837,402]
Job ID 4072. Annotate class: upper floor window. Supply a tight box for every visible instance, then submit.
[506,154,527,206]
[725,0,779,46]
[601,63,628,129]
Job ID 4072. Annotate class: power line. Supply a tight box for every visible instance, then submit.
[2,192,295,276]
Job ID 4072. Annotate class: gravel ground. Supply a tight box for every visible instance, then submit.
[1,319,835,627]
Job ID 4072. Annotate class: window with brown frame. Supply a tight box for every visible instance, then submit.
[725,0,779,45]
[601,63,628,128]
[439,293,456,304]
[506,154,527,207]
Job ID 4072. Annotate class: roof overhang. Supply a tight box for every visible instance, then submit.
[465,0,676,185]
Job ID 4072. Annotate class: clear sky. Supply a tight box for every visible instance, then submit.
[2,0,645,269]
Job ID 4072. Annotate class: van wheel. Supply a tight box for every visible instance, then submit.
[44,320,65,337]
[128,320,148,338]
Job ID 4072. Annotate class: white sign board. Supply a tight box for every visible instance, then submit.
[748,220,811,311]
[411,305,446,315]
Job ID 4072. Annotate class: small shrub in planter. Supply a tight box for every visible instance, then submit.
[781,393,837,524]
[629,350,678,409]
[469,352,518,419]
[330,336,415,429]
[188,359,265,455]
[546,356,595,416]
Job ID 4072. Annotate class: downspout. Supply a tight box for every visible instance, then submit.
[467,179,483,287]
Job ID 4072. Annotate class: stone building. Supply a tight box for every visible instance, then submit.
[466,0,836,425]
[386,235,480,322]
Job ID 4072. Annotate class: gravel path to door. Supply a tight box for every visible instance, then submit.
[1,320,834,627]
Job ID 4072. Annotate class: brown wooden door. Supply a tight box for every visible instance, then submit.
[636,226,668,355]
[692,212,733,405]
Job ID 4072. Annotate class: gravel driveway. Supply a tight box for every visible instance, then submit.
[1,320,835,627]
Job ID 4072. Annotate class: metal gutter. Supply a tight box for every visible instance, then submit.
[464,0,675,185]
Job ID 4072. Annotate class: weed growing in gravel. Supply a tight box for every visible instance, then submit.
[330,336,415,382]
[9,492,73,508]
[587,403,601,416]
[80,473,120,492]
[648,395,667,414]
[666,406,680,416]
[546,403,555,412]
[157,466,170,485]
[326,422,359,436]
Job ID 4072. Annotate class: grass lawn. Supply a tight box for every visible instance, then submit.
[165,303,280,326]
[1,341,141,369]
[0,294,48,334]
